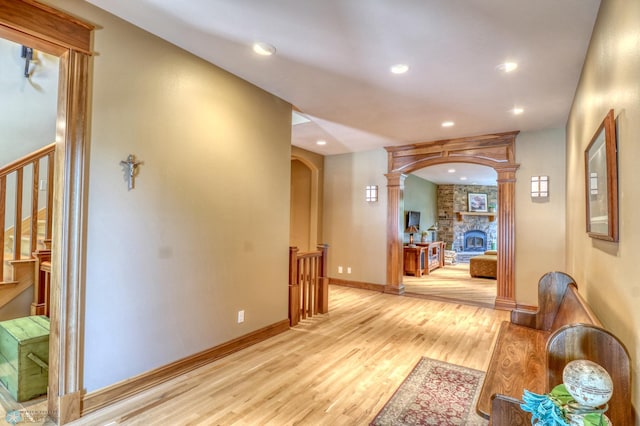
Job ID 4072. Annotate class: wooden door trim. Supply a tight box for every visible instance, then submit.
[384,131,520,309]
[0,1,92,423]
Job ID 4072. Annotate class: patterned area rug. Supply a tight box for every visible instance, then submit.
[371,358,488,426]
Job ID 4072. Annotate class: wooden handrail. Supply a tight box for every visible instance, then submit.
[1,144,55,281]
[288,244,329,327]
[0,143,55,178]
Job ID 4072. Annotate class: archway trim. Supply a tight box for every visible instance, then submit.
[384,131,519,309]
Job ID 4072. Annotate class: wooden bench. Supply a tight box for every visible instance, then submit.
[477,271,633,425]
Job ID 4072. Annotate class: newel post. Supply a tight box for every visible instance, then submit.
[288,247,300,327]
[317,244,329,314]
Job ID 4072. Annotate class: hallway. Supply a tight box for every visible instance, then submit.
[61,286,507,425]
[403,263,497,308]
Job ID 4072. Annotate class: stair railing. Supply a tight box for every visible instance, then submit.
[288,244,329,326]
[0,143,55,280]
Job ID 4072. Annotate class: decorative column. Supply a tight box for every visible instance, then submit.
[385,172,406,294]
[495,167,518,310]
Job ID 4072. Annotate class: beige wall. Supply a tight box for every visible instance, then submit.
[515,128,567,305]
[49,0,292,392]
[566,0,640,408]
[404,175,437,244]
[324,149,387,284]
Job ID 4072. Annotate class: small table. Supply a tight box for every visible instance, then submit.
[404,242,445,276]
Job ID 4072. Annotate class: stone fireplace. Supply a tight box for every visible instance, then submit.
[436,184,498,259]
[463,230,487,252]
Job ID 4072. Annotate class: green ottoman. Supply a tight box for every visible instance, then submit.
[0,316,50,402]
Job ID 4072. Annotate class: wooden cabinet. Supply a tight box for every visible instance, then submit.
[403,246,425,276]
[404,242,445,276]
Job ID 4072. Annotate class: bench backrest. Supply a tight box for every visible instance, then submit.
[534,271,577,330]
[549,284,601,333]
[546,324,633,425]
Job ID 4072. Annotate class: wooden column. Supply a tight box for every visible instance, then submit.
[317,244,329,314]
[49,48,91,425]
[495,167,517,310]
[288,247,300,326]
[385,172,406,295]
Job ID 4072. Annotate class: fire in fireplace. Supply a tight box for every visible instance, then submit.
[464,230,487,252]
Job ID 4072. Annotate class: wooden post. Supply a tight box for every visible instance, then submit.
[385,172,406,294]
[46,151,54,241]
[14,168,23,260]
[31,159,40,255]
[317,244,329,314]
[288,247,300,327]
[495,167,518,310]
[0,176,5,280]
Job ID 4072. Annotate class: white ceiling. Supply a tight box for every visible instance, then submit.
[413,163,497,186]
[85,0,600,182]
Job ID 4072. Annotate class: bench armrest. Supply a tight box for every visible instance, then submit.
[490,394,531,426]
[510,309,536,328]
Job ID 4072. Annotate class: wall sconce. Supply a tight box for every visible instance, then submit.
[21,45,34,77]
[365,185,378,202]
[531,176,549,198]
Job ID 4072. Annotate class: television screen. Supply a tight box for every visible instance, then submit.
[406,210,420,229]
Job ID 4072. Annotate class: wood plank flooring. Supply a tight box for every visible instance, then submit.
[3,285,509,425]
[403,263,497,308]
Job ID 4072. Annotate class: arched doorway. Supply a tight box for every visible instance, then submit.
[384,131,519,310]
[290,154,321,251]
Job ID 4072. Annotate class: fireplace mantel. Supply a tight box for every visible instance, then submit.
[455,211,496,222]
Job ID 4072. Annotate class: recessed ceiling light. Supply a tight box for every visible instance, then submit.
[253,42,276,56]
[448,168,456,173]
[390,64,409,74]
[497,62,518,73]
[441,121,455,127]
[512,107,524,115]
[316,140,327,146]
[460,177,467,181]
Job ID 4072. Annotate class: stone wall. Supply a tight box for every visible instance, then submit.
[436,184,498,251]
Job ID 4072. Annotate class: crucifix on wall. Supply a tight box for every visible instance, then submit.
[120,154,142,190]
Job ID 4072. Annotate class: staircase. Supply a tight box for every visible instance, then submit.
[1,144,55,319]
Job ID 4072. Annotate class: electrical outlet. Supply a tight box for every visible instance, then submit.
[347,267,352,274]
[237,310,245,323]
[338,266,343,273]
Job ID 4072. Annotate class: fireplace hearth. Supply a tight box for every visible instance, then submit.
[463,230,487,252]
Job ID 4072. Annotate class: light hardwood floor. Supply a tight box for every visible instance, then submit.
[403,263,497,308]
[5,286,509,426]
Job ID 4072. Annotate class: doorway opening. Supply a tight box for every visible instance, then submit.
[401,163,498,308]
[1,2,92,423]
[384,131,519,310]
